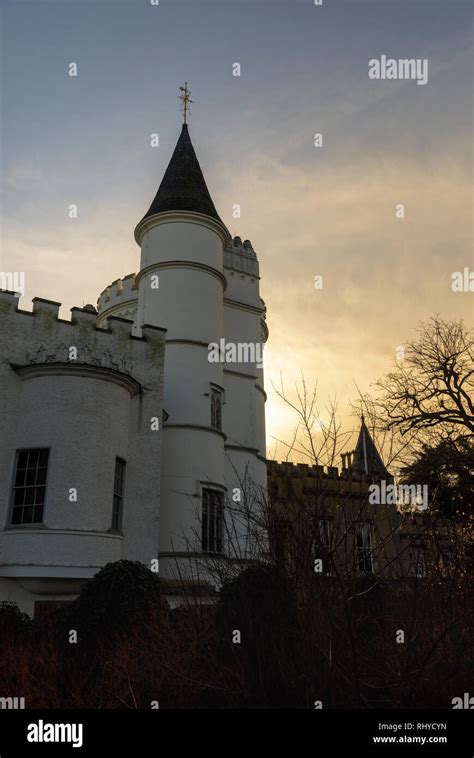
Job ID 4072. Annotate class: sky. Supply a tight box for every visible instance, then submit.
[1,0,473,460]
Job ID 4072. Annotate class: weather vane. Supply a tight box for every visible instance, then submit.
[179,82,194,124]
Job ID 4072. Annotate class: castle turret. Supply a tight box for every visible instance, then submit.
[133,122,267,597]
[350,416,390,479]
[0,104,268,616]
[134,124,230,593]
[222,236,268,535]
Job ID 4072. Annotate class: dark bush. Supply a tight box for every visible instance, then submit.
[61,560,167,645]
[215,565,304,707]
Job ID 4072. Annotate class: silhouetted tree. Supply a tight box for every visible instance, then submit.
[400,438,474,519]
[376,316,474,441]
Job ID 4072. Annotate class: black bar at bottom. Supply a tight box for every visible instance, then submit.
[0,709,471,754]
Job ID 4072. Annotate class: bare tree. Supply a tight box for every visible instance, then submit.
[374,316,474,441]
[185,375,474,708]
[0,375,471,709]
[271,371,351,466]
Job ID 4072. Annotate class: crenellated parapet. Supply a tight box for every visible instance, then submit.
[96,273,139,327]
[224,236,259,278]
[223,235,265,329]
[267,459,376,496]
[0,290,166,607]
[98,273,138,305]
[0,290,165,387]
[268,460,343,480]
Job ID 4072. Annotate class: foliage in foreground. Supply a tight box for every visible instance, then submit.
[0,559,472,709]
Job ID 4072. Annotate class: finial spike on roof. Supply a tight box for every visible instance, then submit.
[178,82,194,125]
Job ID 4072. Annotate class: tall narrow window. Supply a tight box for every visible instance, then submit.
[319,519,331,551]
[273,518,289,568]
[313,519,332,575]
[112,458,126,531]
[11,448,49,525]
[356,522,373,573]
[413,546,426,578]
[210,387,222,431]
[201,488,224,553]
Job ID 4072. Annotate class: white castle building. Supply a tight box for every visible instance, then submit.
[0,121,268,615]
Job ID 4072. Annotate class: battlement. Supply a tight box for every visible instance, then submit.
[0,291,166,383]
[228,236,257,257]
[224,236,259,278]
[269,460,336,478]
[97,273,138,318]
[267,459,370,483]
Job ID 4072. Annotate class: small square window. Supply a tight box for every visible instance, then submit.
[38,449,49,467]
[17,451,28,469]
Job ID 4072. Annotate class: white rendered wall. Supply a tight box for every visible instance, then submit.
[221,248,267,565]
[223,244,267,486]
[0,294,165,615]
[12,374,130,532]
[134,212,229,584]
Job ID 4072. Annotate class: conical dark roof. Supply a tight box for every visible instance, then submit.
[140,123,223,224]
[351,417,389,477]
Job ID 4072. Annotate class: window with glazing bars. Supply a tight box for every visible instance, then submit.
[356,522,373,573]
[201,488,224,553]
[11,448,49,525]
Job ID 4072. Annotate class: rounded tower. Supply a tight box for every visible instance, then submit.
[134,123,231,593]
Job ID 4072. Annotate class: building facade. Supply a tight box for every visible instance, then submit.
[0,123,268,614]
[268,419,470,588]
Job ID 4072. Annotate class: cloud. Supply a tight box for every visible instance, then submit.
[214,145,472,454]
[5,162,43,191]
[2,136,471,461]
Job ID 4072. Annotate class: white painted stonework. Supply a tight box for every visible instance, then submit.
[0,296,165,615]
[0,128,267,614]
